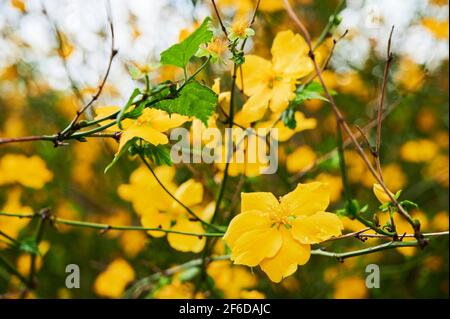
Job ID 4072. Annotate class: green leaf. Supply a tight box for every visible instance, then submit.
[400,200,419,210]
[142,144,172,166]
[160,17,213,69]
[19,237,40,255]
[294,82,337,104]
[104,139,134,174]
[126,63,144,80]
[152,81,217,124]
[116,88,141,130]
[281,107,296,129]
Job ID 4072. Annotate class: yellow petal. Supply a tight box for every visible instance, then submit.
[291,212,343,244]
[231,226,282,267]
[260,228,311,282]
[140,209,172,238]
[235,87,271,125]
[373,183,394,204]
[237,55,273,95]
[286,146,316,173]
[170,179,203,212]
[167,219,206,253]
[117,125,168,153]
[241,192,279,214]
[271,30,314,79]
[269,79,295,113]
[280,182,330,216]
[223,211,273,248]
[151,112,189,132]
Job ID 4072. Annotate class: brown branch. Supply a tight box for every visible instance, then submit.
[58,1,117,137]
[283,0,425,246]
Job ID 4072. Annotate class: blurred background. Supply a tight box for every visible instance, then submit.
[0,0,448,298]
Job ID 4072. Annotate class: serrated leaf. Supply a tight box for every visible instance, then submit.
[116,88,141,130]
[160,17,213,69]
[152,81,217,124]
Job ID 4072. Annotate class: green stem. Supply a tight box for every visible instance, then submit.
[0,211,224,237]
[311,240,423,260]
[27,215,47,288]
[0,252,30,287]
[313,0,345,50]
[138,154,222,232]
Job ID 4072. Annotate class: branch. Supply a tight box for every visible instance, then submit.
[0,211,224,238]
[283,0,425,246]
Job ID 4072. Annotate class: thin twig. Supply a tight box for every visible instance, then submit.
[283,0,424,246]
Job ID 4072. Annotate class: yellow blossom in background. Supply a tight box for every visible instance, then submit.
[240,290,266,299]
[11,0,26,13]
[256,111,317,142]
[422,17,449,40]
[224,182,343,282]
[0,154,53,189]
[0,188,32,245]
[362,163,407,191]
[119,231,148,258]
[234,30,314,124]
[314,173,343,203]
[425,154,449,187]
[56,31,74,59]
[207,260,257,298]
[71,139,102,187]
[118,165,212,253]
[394,58,425,92]
[286,146,316,173]
[333,276,368,299]
[431,211,449,231]
[400,139,439,163]
[17,241,51,276]
[153,277,204,299]
[94,258,135,298]
[378,210,429,257]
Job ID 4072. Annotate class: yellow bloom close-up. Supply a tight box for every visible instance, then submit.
[224,182,343,282]
[234,30,314,124]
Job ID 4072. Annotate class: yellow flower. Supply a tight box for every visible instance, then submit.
[0,154,53,189]
[153,276,204,299]
[431,211,449,231]
[94,258,135,298]
[119,231,148,258]
[0,188,31,247]
[425,154,449,187]
[256,111,317,142]
[400,139,439,163]
[17,241,51,276]
[333,276,368,299]
[118,165,213,253]
[11,0,26,13]
[240,290,266,299]
[235,30,314,123]
[286,146,316,173]
[372,183,395,204]
[394,58,425,92]
[223,182,343,282]
[207,260,257,298]
[314,173,343,203]
[57,31,74,59]
[422,17,449,40]
[117,108,188,154]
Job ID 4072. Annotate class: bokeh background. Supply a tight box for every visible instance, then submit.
[0,0,448,298]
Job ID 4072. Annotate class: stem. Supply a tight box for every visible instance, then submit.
[311,240,424,261]
[27,213,47,288]
[0,211,223,237]
[0,252,30,287]
[313,0,345,50]
[138,154,222,232]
